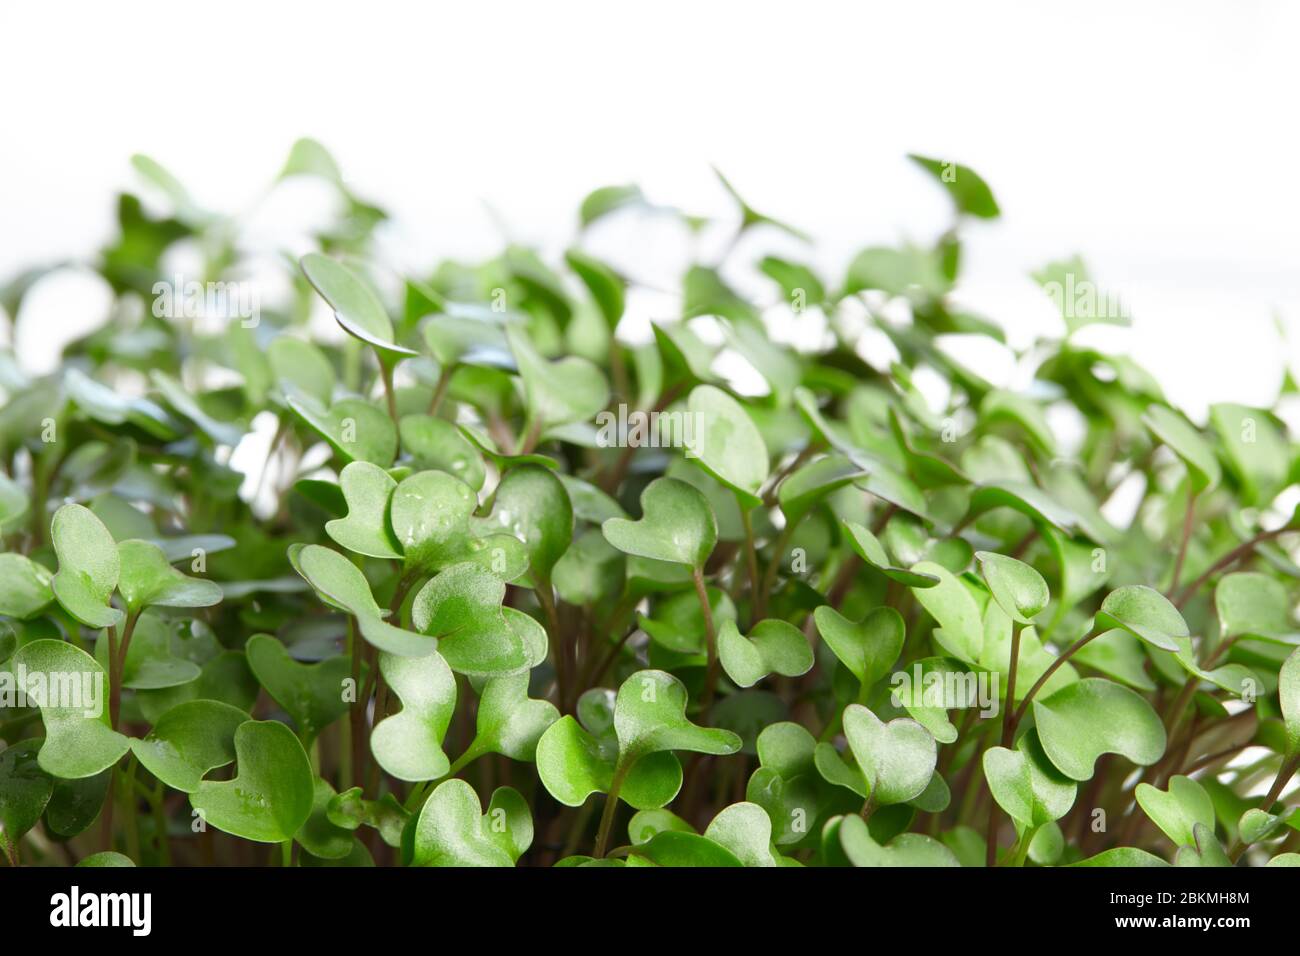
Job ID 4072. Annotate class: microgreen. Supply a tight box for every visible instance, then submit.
[3,143,1299,873]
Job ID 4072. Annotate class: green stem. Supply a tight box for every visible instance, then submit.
[1009,629,1101,731]
[692,567,720,715]
[1169,490,1197,594]
[593,761,631,858]
[739,502,761,621]
[280,839,294,867]
[1000,622,1022,749]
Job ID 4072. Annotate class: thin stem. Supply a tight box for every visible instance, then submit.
[517,417,543,456]
[739,503,761,621]
[1010,629,1101,731]
[1000,622,1023,749]
[1174,527,1287,609]
[1169,490,1197,594]
[280,839,294,867]
[692,567,720,714]
[428,365,453,416]
[593,761,631,857]
[378,359,399,431]
[757,519,798,620]
[106,624,122,730]
[1229,753,1300,862]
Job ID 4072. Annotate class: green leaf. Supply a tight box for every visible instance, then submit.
[841,704,936,805]
[477,464,572,581]
[245,634,352,743]
[399,415,486,491]
[370,650,456,781]
[835,814,959,866]
[686,385,769,507]
[717,618,813,688]
[907,154,1000,219]
[1033,678,1166,781]
[1174,822,1233,867]
[813,605,904,688]
[1280,646,1300,756]
[75,851,135,867]
[291,544,436,657]
[295,777,355,860]
[116,539,222,613]
[0,553,55,619]
[301,253,415,358]
[507,326,608,430]
[614,669,742,760]
[130,699,247,792]
[9,640,129,778]
[534,714,682,809]
[602,476,717,570]
[470,674,559,762]
[982,732,1076,829]
[0,740,53,848]
[1094,585,1188,653]
[324,461,402,559]
[701,801,783,867]
[1210,403,1288,506]
[49,503,124,629]
[841,521,939,588]
[1216,572,1294,641]
[410,780,532,866]
[1136,775,1215,848]
[975,551,1049,623]
[909,561,983,664]
[1142,404,1221,494]
[284,388,398,467]
[190,720,315,843]
[1071,847,1170,867]
[411,563,546,676]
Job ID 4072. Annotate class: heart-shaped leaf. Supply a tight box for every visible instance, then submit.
[324,461,402,559]
[410,780,532,867]
[116,539,222,613]
[1280,646,1300,756]
[909,560,983,664]
[295,777,355,860]
[0,553,55,619]
[130,699,247,792]
[467,674,560,762]
[841,704,936,805]
[975,551,1049,623]
[49,504,124,629]
[411,562,546,676]
[614,669,742,761]
[389,470,526,579]
[602,476,717,570]
[717,618,813,688]
[284,388,398,467]
[813,605,904,689]
[983,731,1076,829]
[190,719,315,843]
[301,253,416,358]
[399,414,486,491]
[1136,774,1215,848]
[370,650,456,781]
[841,521,939,588]
[0,739,54,849]
[1094,585,1187,653]
[9,640,128,778]
[1033,678,1166,781]
[476,464,572,582]
[834,814,959,866]
[686,385,769,507]
[245,634,352,743]
[1216,572,1295,641]
[507,326,608,430]
[1142,404,1221,494]
[1174,822,1233,867]
[291,544,436,657]
[535,714,682,809]
[700,801,784,867]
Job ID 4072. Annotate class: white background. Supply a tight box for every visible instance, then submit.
[2,0,1298,419]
